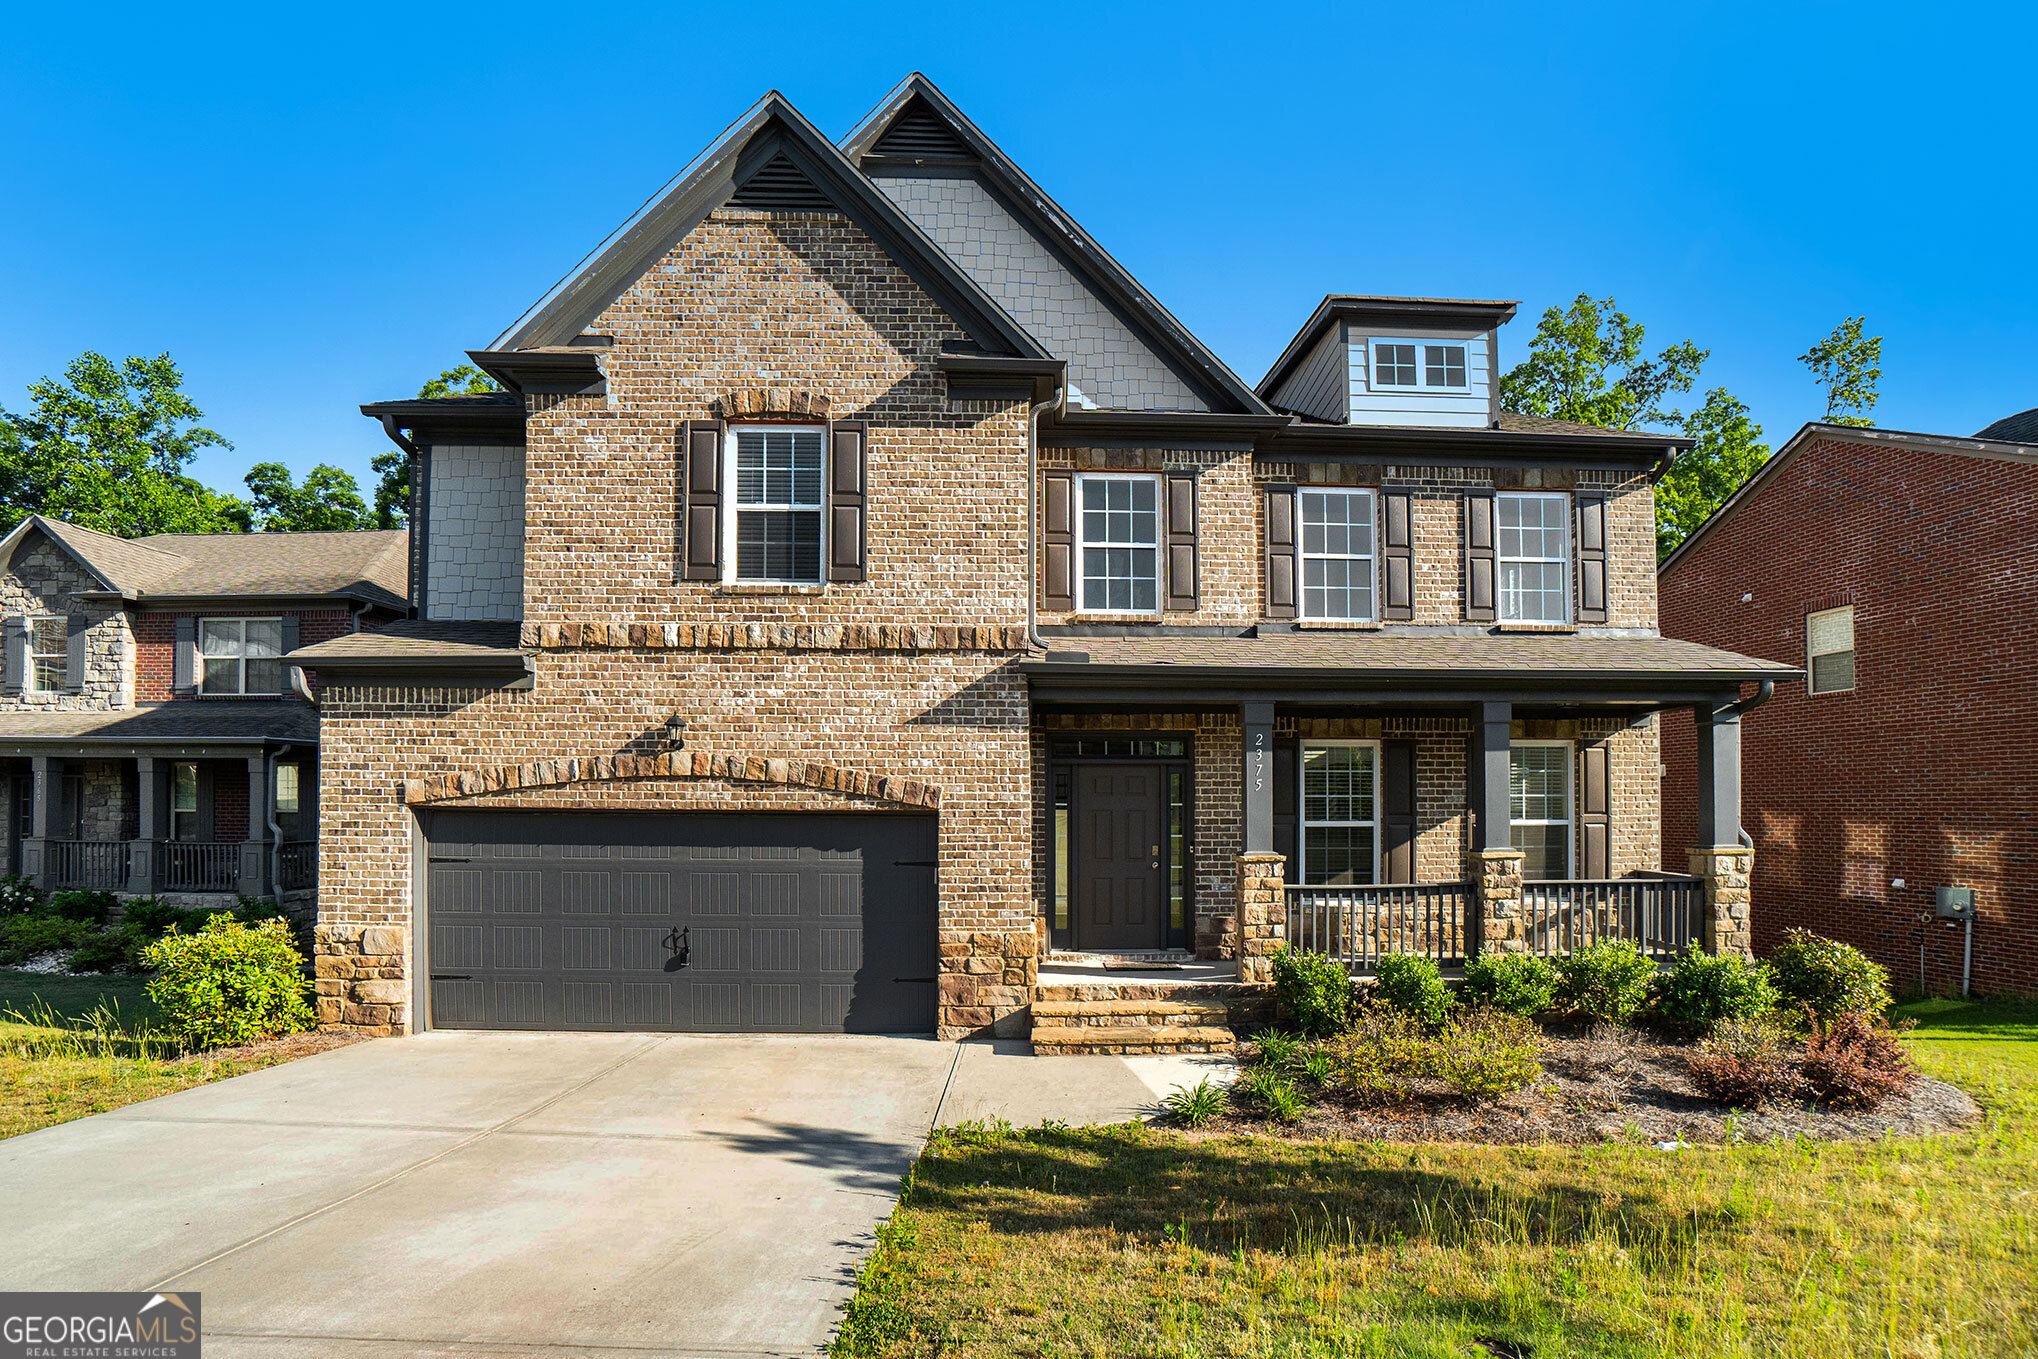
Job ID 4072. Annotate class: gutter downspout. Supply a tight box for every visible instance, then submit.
[1716,680,1775,848]
[1026,381,1068,654]
[267,742,295,898]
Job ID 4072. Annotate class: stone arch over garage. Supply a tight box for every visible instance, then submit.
[401,750,941,810]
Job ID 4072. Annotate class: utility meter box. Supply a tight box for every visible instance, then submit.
[1935,887,1978,920]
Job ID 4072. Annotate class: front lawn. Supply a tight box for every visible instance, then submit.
[836,999,2038,1357]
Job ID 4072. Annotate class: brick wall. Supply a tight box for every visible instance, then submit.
[1661,435,2037,996]
[135,608,356,702]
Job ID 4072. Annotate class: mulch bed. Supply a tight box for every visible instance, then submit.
[1199,1027,1980,1145]
[171,1028,369,1067]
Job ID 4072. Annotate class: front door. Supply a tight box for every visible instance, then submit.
[1075,764,1165,952]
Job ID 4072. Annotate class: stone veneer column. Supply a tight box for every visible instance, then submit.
[1474,848,1527,956]
[939,929,1037,1040]
[1235,852,1287,983]
[315,924,410,1036]
[1689,845,1755,959]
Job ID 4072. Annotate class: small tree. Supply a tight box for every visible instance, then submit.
[1658,388,1771,558]
[1500,294,1708,431]
[245,462,373,532]
[1799,317,1883,428]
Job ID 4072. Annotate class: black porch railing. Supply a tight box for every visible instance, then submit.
[1519,877,1705,961]
[161,841,240,893]
[278,841,317,892]
[51,840,128,891]
[1285,882,1472,970]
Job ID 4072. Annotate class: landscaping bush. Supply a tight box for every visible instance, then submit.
[66,928,150,975]
[1647,945,1779,1036]
[1230,1065,1307,1122]
[1371,952,1455,1029]
[1434,1009,1543,1101]
[140,915,314,1051]
[1159,1078,1227,1128]
[1553,938,1657,1024]
[1252,1030,1303,1070]
[0,875,46,917]
[1327,1008,1432,1104]
[0,914,94,965]
[1799,1010,1918,1108]
[1688,1016,1801,1107]
[1270,946,1354,1037]
[1768,929,1890,1020]
[118,897,194,938]
[1460,952,1558,1017]
[51,890,119,924]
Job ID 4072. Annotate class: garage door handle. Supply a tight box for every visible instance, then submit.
[431,973,473,981]
[893,860,938,868]
[893,976,936,984]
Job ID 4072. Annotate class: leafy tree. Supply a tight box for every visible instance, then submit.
[417,364,499,401]
[0,351,251,536]
[371,365,503,529]
[1658,389,1771,558]
[1500,294,1708,431]
[1799,317,1882,427]
[244,462,373,532]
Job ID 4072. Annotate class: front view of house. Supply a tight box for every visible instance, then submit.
[293,76,1795,1041]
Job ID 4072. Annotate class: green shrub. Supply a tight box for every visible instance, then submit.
[0,875,46,917]
[1231,1066,1306,1123]
[1159,1078,1228,1127]
[0,914,94,965]
[1461,952,1558,1017]
[67,927,150,975]
[1647,945,1779,1035]
[1327,1008,1434,1104]
[1554,938,1658,1024]
[1688,1016,1801,1107]
[1252,1029,1303,1070]
[50,890,119,924]
[1372,952,1455,1029]
[1767,929,1890,1020]
[1297,1048,1337,1086]
[1270,946,1354,1037]
[1799,1010,1918,1108]
[1435,1009,1543,1101]
[141,915,313,1051]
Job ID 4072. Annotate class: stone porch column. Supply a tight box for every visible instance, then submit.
[1691,697,1753,957]
[1235,852,1286,984]
[238,752,271,898]
[1474,849,1527,955]
[1690,846,1755,959]
[1467,700,1524,956]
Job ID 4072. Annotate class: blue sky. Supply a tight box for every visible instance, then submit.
[2,2,2032,496]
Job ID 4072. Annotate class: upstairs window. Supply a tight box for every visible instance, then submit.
[1807,606,1856,695]
[1510,742,1573,880]
[1300,489,1376,622]
[28,618,67,693]
[1076,473,1160,614]
[1372,342,1418,388]
[199,618,283,695]
[727,426,825,584]
[1371,338,1470,391]
[1496,492,1569,624]
[1300,743,1379,885]
[1424,343,1468,388]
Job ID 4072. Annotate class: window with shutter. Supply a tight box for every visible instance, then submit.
[726,426,826,584]
[1042,471,1075,612]
[1807,606,1855,694]
[1509,742,1573,880]
[1299,742,1380,886]
[198,618,284,695]
[1495,491,1570,624]
[28,618,67,693]
[1074,473,1160,614]
[1299,488,1376,622]
[828,423,867,582]
[1264,485,1298,619]
[1163,472,1198,612]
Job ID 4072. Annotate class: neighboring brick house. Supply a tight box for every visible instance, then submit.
[295,75,1792,1042]
[0,515,407,904]
[1660,417,2038,997]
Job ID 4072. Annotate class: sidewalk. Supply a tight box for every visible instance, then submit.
[932,1038,1237,1128]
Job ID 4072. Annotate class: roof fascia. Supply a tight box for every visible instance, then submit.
[1043,409,1296,449]
[0,516,123,593]
[360,399,526,449]
[1263,423,1688,468]
[119,591,405,611]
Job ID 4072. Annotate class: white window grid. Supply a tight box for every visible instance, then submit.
[1299,740,1381,886]
[725,425,826,585]
[1806,605,1856,695]
[1509,740,1573,880]
[1496,491,1571,624]
[1300,488,1378,622]
[276,763,301,815]
[27,617,67,693]
[1369,337,1471,392]
[1075,472,1161,615]
[198,618,283,695]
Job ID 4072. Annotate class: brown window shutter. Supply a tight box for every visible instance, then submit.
[1381,489,1414,622]
[0,617,23,694]
[681,420,724,582]
[1580,742,1610,879]
[1042,471,1075,612]
[1382,739,1418,883]
[1163,472,1198,612]
[828,422,867,583]
[172,616,196,695]
[1272,738,1298,865]
[1464,491,1497,623]
[64,616,87,691]
[1575,493,1607,623]
[1265,484,1298,619]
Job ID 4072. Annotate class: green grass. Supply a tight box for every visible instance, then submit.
[835,999,2038,1357]
[0,969,159,1030]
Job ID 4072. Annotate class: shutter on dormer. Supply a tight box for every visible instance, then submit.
[1381,489,1414,622]
[1264,485,1298,619]
[173,616,197,695]
[1580,742,1610,879]
[1042,471,1075,612]
[1,617,25,694]
[681,421,724,582]
[1464,491,1497,623]
[828,422,867,582]
[1575,493,1608,624]
[64,616,87,691]
[1382,739,1418,883]
[1164,472,1197,612]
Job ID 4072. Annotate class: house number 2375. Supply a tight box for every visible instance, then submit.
[1249,728,1268,795]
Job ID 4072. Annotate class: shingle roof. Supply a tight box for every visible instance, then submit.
[3,516,408,607]
[288,619,524,666]
[0,701,318,747]
[1975,407,2038,443]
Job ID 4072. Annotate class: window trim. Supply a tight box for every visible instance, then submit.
[1806,605,1856,696]
[276,761,302,816]
[1298,487,1379,623]
[1495,490,1572,625]
[1367,336,1473,393]
[170,761,199,842]
[1298,739,1382,887]
[1073,470,1163,617]
[1509,739,1574,881]
[721,422,829,587]
[197,616,285,696]
[26,616,67,694]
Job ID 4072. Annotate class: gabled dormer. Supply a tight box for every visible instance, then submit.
[1259,296,1518,430]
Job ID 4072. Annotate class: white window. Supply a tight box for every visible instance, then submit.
[1497,492,1570,624]
[1300,742,1379,886]
[1300,489,1376,622]
[171,762,199,841]
[199,618,283,695]
[1807,606,1855,695]
[1076,473,1160,614]
[726,426,825,584]
[1510,742,1572,880]
[28,618,67,692]
[1371,338,1470,391]
[276,762,301,815]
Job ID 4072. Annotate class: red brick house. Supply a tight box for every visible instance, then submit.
[293,75,1793,1044]
[1660,417,2038,997]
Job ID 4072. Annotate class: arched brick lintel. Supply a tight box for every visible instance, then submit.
[402,751,940,810]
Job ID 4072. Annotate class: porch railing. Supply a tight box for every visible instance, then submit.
[161,841,241,893]
[1285,882,1471,970]
[51,840,128,891]
[278,840,317,892]
[1519,877,1705,961]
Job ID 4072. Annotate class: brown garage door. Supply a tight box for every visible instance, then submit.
[421,810,938,1034]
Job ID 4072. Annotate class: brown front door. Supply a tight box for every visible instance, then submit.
[1076,764,1165,952]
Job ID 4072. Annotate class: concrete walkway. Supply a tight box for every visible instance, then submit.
[934,1039,1236,1128]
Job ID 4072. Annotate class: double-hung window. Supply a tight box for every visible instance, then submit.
[1510,742,1572,880]
[1300,489,1376,622]
[1496,491,1570,624]
[170,762,199,841]
[28,618,67,692]
[1300,743,1379,885]
[199,619,283,695]
[727,426,825,584]
[1371,338,1470,391]
[1076,473,1160,614]
[1806,606,1855,695]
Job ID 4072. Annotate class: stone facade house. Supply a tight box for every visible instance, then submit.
[1661,416,2038,997]
[0,515,407,904]
[293,75,1793,1044]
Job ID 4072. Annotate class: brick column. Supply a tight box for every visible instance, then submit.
[1235,851,1287,984]
[315,923,410,1036]
[1474,848,1526,956]
[1689,846,1754,959]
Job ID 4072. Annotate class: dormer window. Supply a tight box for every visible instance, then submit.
[1370,338,1470,392]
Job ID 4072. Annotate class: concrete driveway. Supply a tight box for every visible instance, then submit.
[0,1032,959,1358]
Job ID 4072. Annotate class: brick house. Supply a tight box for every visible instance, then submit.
[0,515,407,903]
[1660,416,2038,997]
[293,75,1793,1043]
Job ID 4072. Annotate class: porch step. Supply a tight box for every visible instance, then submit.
[1031,999,1232,1028]
[1036,981,1244,1003]
[1030,1024,1237,1056]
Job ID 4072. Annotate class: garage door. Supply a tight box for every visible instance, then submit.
[421,811,938,1034]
